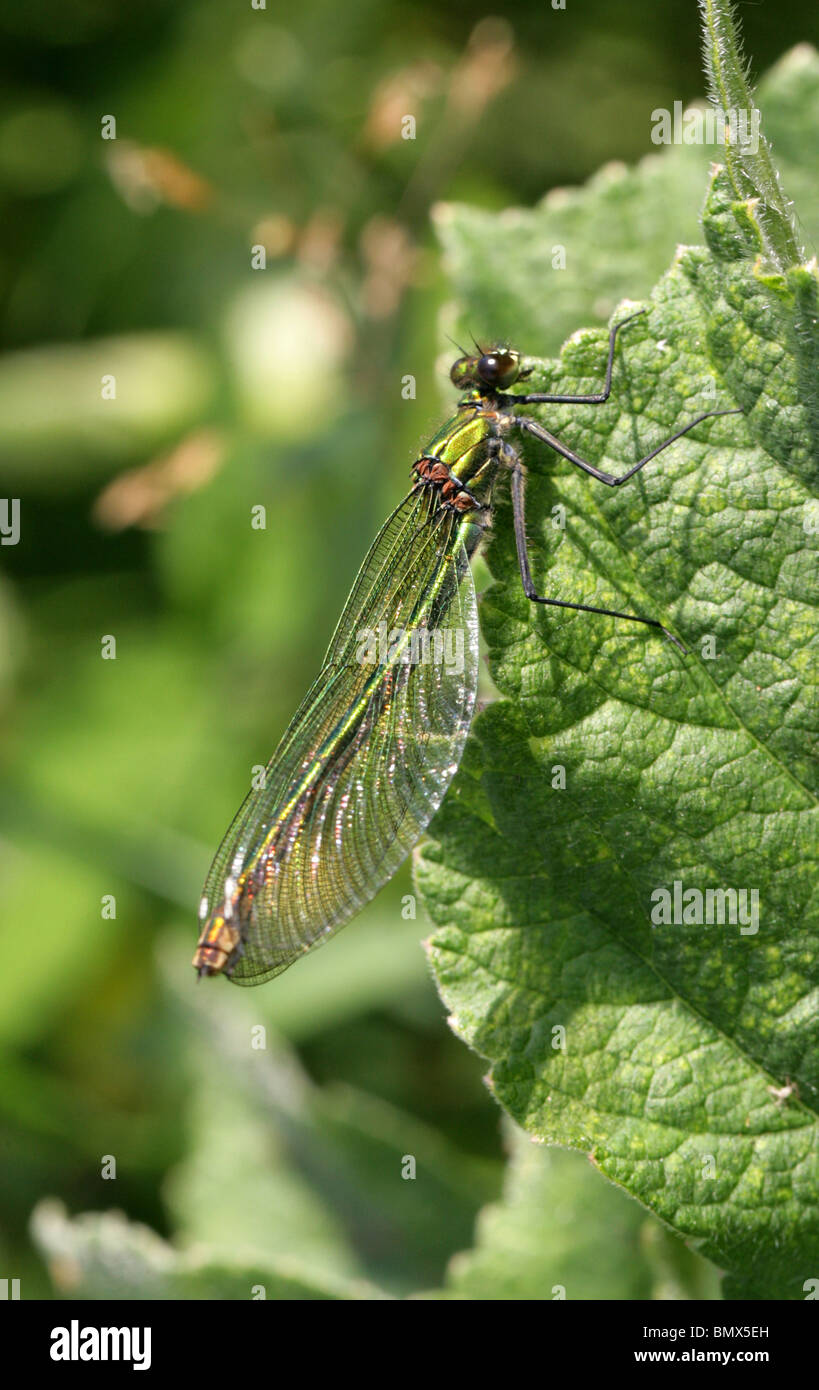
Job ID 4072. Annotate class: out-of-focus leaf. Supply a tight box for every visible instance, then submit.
[0,334,216,483]
[164,954,499,1295]
[0,838,126,1044]
[31,1200,388,1300]
[437,1128,718,1300]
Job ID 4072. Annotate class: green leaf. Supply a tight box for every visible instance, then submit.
[162,951,497,1296]
[30,1200,388,1301]
[417,52,819,1300]
[440,1127,718,1301]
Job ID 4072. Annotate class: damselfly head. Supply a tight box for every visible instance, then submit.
[450,346,521,392]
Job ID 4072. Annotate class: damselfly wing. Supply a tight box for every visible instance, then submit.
[195,481,481,984]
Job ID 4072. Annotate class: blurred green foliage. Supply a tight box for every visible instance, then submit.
[0,0,814,1299]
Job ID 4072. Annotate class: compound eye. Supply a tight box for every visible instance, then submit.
[450,355,472,387]
[478,350,518,389]
[477,354,501,385]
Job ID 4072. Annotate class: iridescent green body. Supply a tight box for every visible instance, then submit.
[425,401,494,467]
[424,400,505,496]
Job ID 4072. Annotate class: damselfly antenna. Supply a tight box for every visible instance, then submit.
[445,332,471,358]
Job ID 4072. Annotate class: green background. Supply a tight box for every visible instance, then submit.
[0,0,814,1299]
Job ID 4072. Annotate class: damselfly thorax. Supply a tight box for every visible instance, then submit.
[413,399,516,516]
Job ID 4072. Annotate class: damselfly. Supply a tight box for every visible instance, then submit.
[194,309,740,985]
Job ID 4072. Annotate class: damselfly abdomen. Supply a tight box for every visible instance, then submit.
[194,310,740,985]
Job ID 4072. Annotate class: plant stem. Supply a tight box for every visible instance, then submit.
[699,0,803,270]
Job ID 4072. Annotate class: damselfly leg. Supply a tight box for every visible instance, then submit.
[493,312,743,651]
